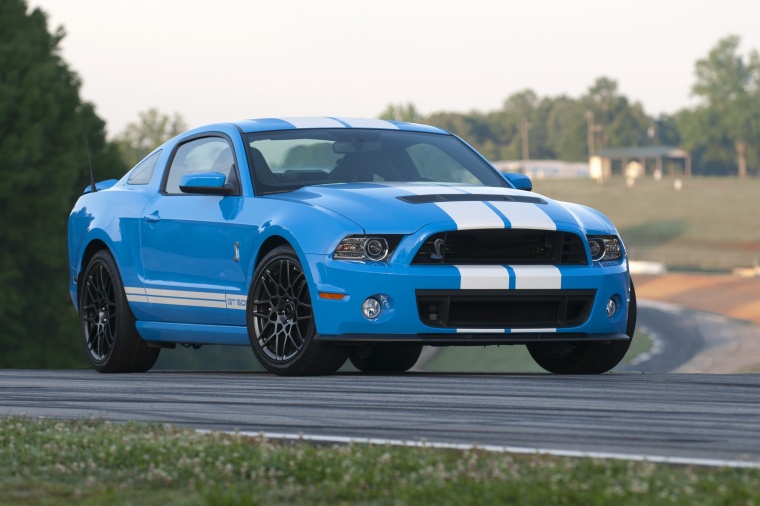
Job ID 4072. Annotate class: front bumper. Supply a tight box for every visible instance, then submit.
[306,254,631,342]
[315,331,630,345]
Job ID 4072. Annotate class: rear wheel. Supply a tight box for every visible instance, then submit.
[527,280,637,374]
[247,246,348,375]
[79,250,159,373]
[349,345,423,373]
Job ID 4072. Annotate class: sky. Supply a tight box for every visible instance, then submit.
[29,0,760,138]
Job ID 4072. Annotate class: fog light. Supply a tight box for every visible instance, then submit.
[362,297,382,319]
[606,297,618,318]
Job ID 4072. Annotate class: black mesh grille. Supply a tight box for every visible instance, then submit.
[412,230,588,265]
[417,289,596,329]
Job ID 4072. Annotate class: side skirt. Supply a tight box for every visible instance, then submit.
[136,321,249,346]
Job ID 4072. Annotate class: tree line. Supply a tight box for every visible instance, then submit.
[380,36,760,178]
[0,0,757,368]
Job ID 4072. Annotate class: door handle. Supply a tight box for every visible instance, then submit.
[143,212,160,223]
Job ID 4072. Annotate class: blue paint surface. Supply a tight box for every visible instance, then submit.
[68,118,631,346]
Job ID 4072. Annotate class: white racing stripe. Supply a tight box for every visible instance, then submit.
[456,328,506,333]
[489,201,556,230]
[455,265,510,289]
[124,286,229,309]
[283,117,345,129]
[338,118,399,129]
[147,296,226,309]
[144,288,226,300]
[510,266,562,289]
[124,286,148,304]
[509,328,556,333]
[436,201,504,230]
[393,184,505,229]
[198,430,760,469]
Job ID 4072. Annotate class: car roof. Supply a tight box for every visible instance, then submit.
[234,117,449,135]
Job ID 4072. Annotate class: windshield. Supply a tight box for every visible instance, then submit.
[244,129,507,195]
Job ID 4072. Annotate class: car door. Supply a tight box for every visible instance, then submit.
[139,135,240,325]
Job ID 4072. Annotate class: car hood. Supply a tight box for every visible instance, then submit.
[268,182,614,235]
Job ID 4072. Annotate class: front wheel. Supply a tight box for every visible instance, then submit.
[79,250,159,373]
[527,280,637,374]
[246,246,348,375]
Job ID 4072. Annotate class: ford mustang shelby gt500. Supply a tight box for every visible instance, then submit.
[68,117,636,376]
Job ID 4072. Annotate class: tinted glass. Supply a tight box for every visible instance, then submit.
[127,150,161,185]
[245,129,506,195]
[164,137,235,194]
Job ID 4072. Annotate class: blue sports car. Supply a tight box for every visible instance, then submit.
[68,117,636,375]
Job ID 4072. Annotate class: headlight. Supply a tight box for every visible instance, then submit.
[587,236,622,262]
[333,235,402,262]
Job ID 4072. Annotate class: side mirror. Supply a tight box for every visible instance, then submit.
[179,172,235,196]
[502,172,533,191]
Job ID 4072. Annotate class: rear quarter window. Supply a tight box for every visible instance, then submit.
[127,151,161,185]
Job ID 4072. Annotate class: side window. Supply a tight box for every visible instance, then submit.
[407,143,479,184]
[164,137,236,195]
[127,151,161,185]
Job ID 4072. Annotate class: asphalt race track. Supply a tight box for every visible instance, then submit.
[2,369,759,463]
[2,301,759,464]
[626,300,756,373]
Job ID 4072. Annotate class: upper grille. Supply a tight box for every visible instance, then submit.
[412,229,588,265]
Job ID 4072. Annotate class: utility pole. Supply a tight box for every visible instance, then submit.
[585,111,595,157]
[520,118,530,161]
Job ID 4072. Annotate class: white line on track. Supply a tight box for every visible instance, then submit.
[197,430,760,469]
[628,324,665,366]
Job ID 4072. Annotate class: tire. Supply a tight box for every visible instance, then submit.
[79,250,159,373]
[246,245,348,375]
[349,345,423,373]
[527,279,637,374]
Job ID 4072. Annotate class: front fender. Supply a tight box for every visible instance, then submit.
[230,198,363,296]
[68,188,151,309]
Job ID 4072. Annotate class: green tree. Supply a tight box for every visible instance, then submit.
[0,0,126,368]
[544,96,588,161]
[115,108,187,168]
[582,77,651,152]
[378,103,422,123]
[689,35,760,177]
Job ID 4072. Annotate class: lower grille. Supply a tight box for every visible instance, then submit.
[416,289,596,329]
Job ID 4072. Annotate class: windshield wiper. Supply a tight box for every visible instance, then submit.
[259,188,300,195]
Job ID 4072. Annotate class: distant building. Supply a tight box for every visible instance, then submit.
[493,160,590,179]
[590,146,691,180]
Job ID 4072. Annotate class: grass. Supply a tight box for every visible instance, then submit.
[425,330,652,373]
[1,416,759,505]
[532,176,760,271]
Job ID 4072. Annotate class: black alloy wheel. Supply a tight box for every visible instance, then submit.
[247,245,348,375]
[79,250,159,372]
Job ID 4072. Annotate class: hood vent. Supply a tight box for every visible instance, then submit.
[397,194,547,205]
